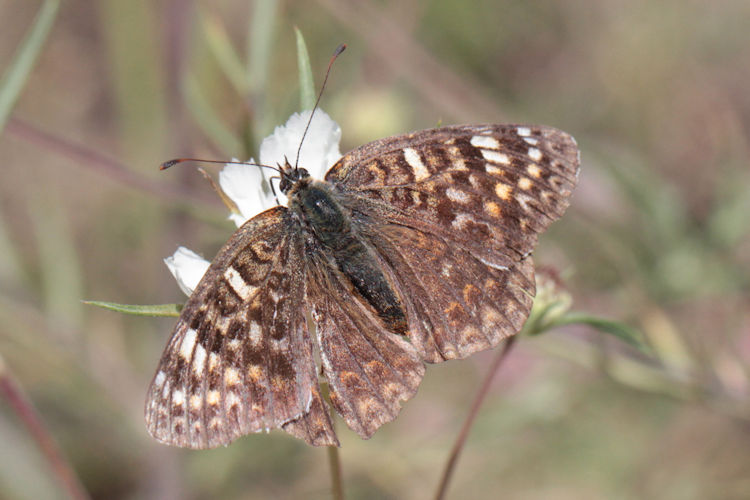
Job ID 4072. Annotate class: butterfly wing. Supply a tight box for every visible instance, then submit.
[326,124,579,362]
[366,222,535,362]
[326,124,579,267]
[305,250,425,439]
[145,207,336,448]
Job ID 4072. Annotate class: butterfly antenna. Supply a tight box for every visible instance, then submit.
[294,43,346,170]
[160,158,281,174]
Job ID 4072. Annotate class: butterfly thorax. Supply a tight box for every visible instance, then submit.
[289,176,408,335]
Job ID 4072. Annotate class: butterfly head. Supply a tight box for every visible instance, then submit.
[279,159,311,195]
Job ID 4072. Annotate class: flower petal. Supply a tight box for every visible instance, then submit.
[164,246,210,296]
[219,159,276,226]
[260,109,342,180]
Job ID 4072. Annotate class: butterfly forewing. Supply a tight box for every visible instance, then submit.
[327,124,578,266]
[145,207,334,448]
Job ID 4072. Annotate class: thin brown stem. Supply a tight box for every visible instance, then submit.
[434,336,517,500]
[5,117,217,208]
[0,353,90,500]
[320,382,344,500]
[327,444,344,500]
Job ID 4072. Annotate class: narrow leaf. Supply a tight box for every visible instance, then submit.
[246,0,278,136]
[184,73,243,156]
[32,196,83,328]
[246,0,278,90]
[553,313,651,354]
[201,13,247,96]
[295,27,315,110]
[0,0,60,134]
[83,301,183,317]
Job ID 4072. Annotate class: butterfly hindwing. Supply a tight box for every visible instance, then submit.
[365,221,536,363]
[305,250,425,438]
[145,207,335,448]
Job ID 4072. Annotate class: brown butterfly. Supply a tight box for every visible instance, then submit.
[146,122,579,448]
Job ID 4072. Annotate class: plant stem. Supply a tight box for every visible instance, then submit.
[0,353,90,500]
[434,336,517,500]
[320,380,344,500]
[327,444,344,500]
[5,117,216,207]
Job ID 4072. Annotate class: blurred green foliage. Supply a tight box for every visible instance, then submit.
[1,1,749,499]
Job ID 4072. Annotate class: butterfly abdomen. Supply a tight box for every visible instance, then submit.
[293,181,408,335]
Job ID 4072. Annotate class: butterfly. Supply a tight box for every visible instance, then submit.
[145,123,580,448]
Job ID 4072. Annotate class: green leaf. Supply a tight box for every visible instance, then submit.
[295,28,315,111]
[201,13,247,96]
[246,0,278,90]
[0,0,59,134]
[184,73,243,156]
[553,313,651,354]
[522,298,571,337]
[83,301,183,317]
[32,195,83,328]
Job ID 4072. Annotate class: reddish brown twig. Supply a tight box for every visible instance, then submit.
[6,117,217,207]
[434,336,517,500]
[0,354,90,500]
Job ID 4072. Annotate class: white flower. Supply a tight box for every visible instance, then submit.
[166,109,342,296]
[164,247,210,296]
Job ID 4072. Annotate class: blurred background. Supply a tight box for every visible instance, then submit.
[1,0,749,499]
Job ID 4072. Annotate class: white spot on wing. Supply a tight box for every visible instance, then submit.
[190,395,202,410]
[224,367,240,386]
[154,371,166,387]
[249,321,262,345]
[481,149,510,165]
[269,337,290,351]
[451,213,473,230]
[192,344,207,375]
[180,329,198,360]
[527,164,542,177]
[470,135,500,149]
[451,157,467,170]
[226,392,241,409]
[523,137,539,145]
[446,187,470,203]
[403,147,430,181]
[207,390,220,406]
[518,177,532,190]
[224,266,256,300]
[528,147,542,161]
[516,192,534,212]
[172,390,185,406]
[441,263,453,277]
[486,164,504,175]
[208,352,219,372]
[517,126,531,136]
